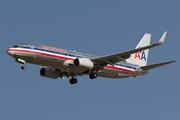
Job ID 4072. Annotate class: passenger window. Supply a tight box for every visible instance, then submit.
[77,56,82,58]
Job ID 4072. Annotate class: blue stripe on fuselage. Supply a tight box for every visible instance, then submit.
[20,46,138,71]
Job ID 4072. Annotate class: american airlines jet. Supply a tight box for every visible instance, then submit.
[7,31,176,84]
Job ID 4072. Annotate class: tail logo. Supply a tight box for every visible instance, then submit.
[135,50,146,61]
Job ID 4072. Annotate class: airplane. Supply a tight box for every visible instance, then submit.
[7,31,176,84]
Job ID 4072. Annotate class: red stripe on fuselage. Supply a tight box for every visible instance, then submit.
[7,48,135,73]
[7,48,74,60]
[106,65,134,73]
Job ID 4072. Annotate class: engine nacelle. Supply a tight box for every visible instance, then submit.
[40,68,59,79]
[62,60,73,71]
[74,58,94,71]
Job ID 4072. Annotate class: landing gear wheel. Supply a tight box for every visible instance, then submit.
[69,79,74,84]
[69,78,78,84]
[89,73,97,79]
[73,78,77,84]
[93,73,97,78]
[21,65,26,70]
[89,74,94,79]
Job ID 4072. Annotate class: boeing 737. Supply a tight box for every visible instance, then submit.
[7,31,176,84]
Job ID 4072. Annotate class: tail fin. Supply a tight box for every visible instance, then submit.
[126,33,151,66]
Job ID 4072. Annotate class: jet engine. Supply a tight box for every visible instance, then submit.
[40,68,59,79]
[74,58,94,71]
[62,60,73,71]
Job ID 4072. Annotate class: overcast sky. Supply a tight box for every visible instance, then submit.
[1,1,179,120]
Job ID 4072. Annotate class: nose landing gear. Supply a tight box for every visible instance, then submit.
[15,58,26,70]
[21,65,26,70]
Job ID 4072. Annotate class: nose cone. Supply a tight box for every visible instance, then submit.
[7,49,14,56]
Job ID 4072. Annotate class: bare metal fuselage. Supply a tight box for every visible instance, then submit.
[7,44,148,79]
[7,32,176,84]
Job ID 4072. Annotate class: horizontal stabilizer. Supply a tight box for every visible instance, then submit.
[140,60,177,70]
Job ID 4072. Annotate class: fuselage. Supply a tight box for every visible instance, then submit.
[7,43,148,79]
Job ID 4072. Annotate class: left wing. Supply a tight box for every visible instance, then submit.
[92,31,167,68]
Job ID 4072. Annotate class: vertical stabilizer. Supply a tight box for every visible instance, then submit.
[126,33,151,66]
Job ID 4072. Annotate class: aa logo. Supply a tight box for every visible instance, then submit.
[135,50,146,61]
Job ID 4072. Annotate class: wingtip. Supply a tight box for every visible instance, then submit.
[169,60,177,64]
[158,31,167,44]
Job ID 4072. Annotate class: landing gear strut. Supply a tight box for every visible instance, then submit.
[69,77,78,85]
[89,73,97,79]
[15,58,26,70]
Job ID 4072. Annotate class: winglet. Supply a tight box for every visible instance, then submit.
[158,31,167,44]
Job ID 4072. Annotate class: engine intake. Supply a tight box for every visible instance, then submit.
[74,58,94,71]
[40,68,59,79]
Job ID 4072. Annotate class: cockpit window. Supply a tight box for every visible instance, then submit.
[13,45,23,48]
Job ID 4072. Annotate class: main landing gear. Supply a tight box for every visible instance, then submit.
[69,73,97,85]
[89,73,97,79]
[69,77,78,85]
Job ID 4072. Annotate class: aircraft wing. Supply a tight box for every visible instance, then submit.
[92,31,167,68]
